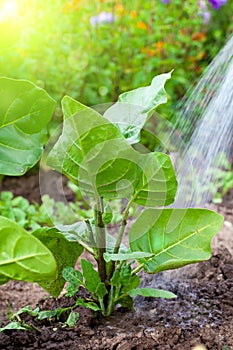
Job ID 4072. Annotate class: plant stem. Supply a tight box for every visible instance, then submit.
[78,240,94,255]
[107,198,134,280]
[85,219,95,246]
[100,196,104,213]
[131,263,144,275]
[106,285,115,316]
[114,198,134,254]
[23,322,41,333]
[99,298,106,315]
[94,201,106,283]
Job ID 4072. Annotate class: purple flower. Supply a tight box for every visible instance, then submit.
[160,0,171,3]
[208,0,227,10]
[199,0,208,10]
[90,12,114,27]
[90,16,98,27]
[203,10,211,24]
[198,0,211,24]
[99,12,114,23]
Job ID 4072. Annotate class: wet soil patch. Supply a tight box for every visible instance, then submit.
[0,249,232,350]
[0,173,233,349]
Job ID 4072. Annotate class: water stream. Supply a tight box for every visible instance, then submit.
[172,34,233,207]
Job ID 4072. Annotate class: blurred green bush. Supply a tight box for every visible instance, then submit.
[0,0,232,118]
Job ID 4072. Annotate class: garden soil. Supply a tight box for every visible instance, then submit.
[0,172,233,350]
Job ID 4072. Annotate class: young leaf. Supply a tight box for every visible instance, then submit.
[81,259,102,294]
[119,72,172,114]
[95,282,108,299]
[119,263,140,292]
[0,217,57,283]
[75,298,101,311]
[37,309,59,321]
[110,270,121,287]
[129,208,224,273]
[119,263,132,285]
[121,274,140,294]
[65,311,80,327]
[0,322,31,332]
[32,227,83,297]
[0,78,56,176]
[128,288,176,299]
[13,306,40,319]
[104,72,172,143]
[62,267,83,297]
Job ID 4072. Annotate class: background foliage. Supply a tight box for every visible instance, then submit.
[0,0,232,119]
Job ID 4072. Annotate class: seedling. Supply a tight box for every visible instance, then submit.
[0,74,223,320]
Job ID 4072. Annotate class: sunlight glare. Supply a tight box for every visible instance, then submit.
[0,0,18,22]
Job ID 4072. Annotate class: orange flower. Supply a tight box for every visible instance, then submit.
[156,41,164,48]
[137,21,147,30]
[192,32,206,41]
[63,0,80,13]
[141,47,156,56]
[130,10,137,18]
[148,49,156,56]
[116,4,124,15]
[152,41,164,54]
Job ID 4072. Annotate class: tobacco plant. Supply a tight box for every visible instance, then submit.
[0,74,223,319]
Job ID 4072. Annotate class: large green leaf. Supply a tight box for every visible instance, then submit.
[32,227,83,297]
[0,78,55,133]
[0,217,57,283]
[129,208,223,273]
[46,96,140,199]
[0,125,46,175]
[47,96,177,205]
[0,78,56,175]
[104,72,172,143]
[96,150,176,206]
[132,152,177,207]
[0,274,10,285]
